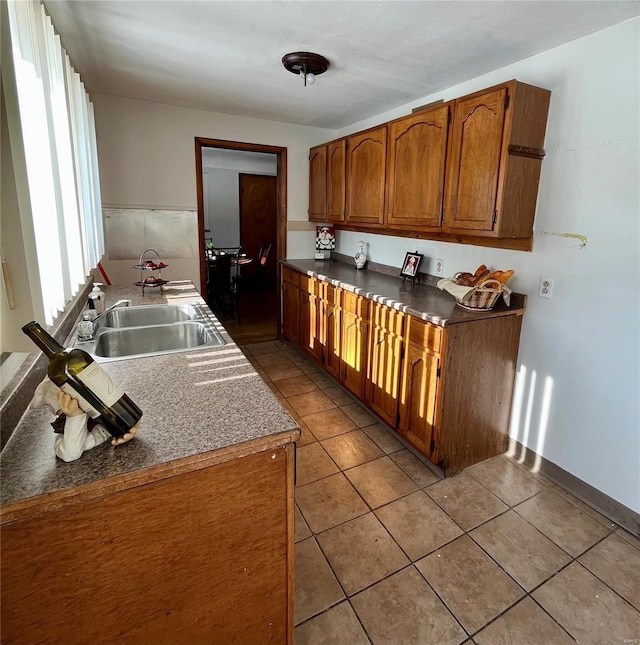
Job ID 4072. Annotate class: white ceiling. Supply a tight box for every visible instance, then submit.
[44,0,639,129]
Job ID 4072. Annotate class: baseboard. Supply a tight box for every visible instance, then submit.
[509,439,639,537]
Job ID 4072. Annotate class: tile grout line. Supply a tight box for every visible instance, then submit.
[275,342,639,640]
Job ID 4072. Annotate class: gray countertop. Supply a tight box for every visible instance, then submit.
[282,259,526,326]
[1,281,298,508]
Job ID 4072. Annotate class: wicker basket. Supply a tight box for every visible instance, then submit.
[456,279,504,311]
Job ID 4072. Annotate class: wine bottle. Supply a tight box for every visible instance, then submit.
[22,321,142,438]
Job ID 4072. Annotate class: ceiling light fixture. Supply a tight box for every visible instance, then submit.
[282,52,330,87]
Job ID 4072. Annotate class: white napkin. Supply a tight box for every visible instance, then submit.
[437,278,476,303]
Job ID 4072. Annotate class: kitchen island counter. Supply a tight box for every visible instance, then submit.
[1,280,299,518]
[1,281,299,645]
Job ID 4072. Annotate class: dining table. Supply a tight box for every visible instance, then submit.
[206,251,253,266]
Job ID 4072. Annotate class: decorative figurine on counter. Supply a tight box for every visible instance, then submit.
[32,377,139,462]
[354,241,367,269]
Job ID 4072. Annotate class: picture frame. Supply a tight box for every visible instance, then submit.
[400,251,423,282]
[315,224,336,260]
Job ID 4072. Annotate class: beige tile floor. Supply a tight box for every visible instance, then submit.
[242,340,640,645]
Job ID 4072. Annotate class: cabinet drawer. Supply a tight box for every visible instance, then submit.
[300,275,324,297]
[370,302,404,336]
[342,291,369,318]
[282,267,300,286]
[407,317,442,353]
[325,283,340,306]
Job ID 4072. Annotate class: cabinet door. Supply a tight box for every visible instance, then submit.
[327,139,346,223]
[445,88,507,232]
[346,126,387,227]
[282,281,299,344]
[323,287,341,379]
[340,293,369,398]
[299,278,323,362]
[365,304,404,427]
[397,342,440,456]
[386,104,451,230]
[308,145,327,222]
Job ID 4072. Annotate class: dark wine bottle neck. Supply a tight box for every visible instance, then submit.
[22,321,64,358]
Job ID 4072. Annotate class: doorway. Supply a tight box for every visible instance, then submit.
[195,138,287,344]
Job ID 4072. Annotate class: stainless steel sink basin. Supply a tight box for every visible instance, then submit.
[97,303,202,329]
[94,321,224,358]
[71,302,226,361]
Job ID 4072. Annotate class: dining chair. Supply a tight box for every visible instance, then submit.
[207,247,242,321]
[255,242,272,290]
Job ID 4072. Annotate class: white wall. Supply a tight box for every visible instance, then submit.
[334,20,640,512]
[202,150,277,247]
[93,94,333,288]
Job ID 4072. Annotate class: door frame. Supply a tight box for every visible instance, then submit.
[195,138,287,329]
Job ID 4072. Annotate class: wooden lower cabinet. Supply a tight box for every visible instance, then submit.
[1,446,296,645]
[282,268,300,343]
[299,276,323,362]
[323,284,341,379]
[340,292,369,398]
[281,267,523,474]
[365,303,404,427]
[397,316,443,458]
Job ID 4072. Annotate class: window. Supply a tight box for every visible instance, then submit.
[6,0,103,325]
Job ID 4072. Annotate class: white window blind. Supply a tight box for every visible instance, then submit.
[7,0,104,325]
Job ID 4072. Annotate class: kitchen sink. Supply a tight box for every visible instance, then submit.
[93,321,224,358]
[96,303,203,329]
[71,302,226,361]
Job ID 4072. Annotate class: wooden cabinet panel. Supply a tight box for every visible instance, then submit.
[327,139,346,223]
[308,145,327,222]
[346,126,387,227]
[340,294,369,398]
[323,285,342,379]
[282,280,299,343]
[365,304,404,427]
[444,81,551,240]
[437,314,523,473]
[282,267,300,287]
[386,104,451,229]
[397,341,440,456]
[408,318,442,353]
[299,278,323,362]
[342,290,369,318]
[445,88,507,232]
[1,448,295,645]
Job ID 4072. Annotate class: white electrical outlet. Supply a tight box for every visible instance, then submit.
[539,276,554,299]
[434,258,444,277]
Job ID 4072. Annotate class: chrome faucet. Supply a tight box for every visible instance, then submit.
[77,299,131,341]
[93,299,131,329]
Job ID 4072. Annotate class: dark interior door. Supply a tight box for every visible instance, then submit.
[239,174,278,286]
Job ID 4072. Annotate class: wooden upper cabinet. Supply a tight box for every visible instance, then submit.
[386,103,452,230]
[345,125,387,227]
[444,80,551,238]
[308,145,327,222]
[327,139,346,223]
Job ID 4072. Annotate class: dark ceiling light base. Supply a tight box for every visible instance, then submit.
[282,52,330,86]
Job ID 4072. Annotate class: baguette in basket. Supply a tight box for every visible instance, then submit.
[441,265,515,311]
